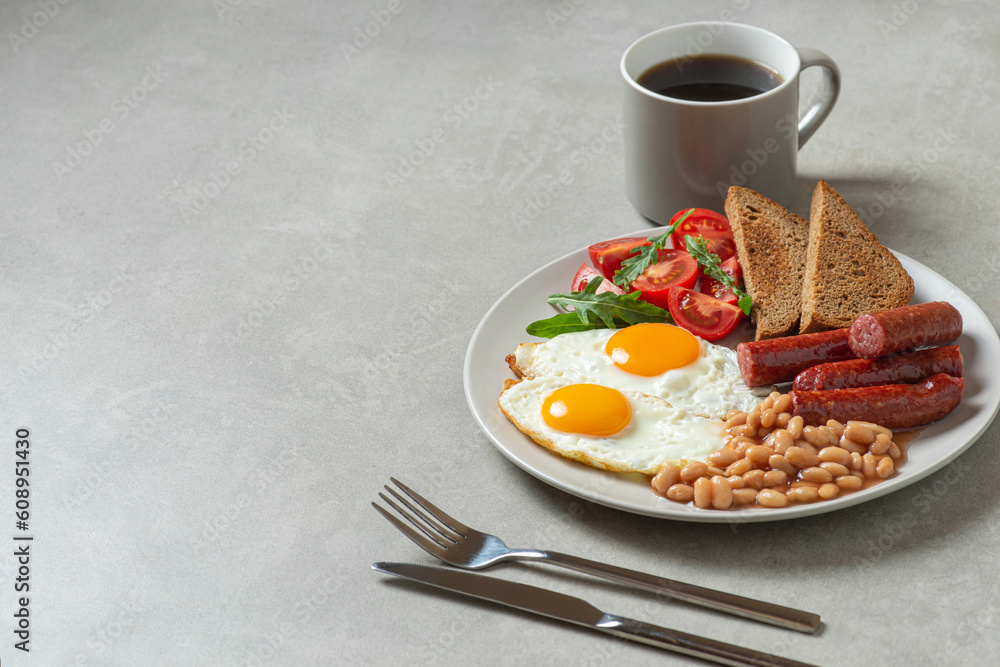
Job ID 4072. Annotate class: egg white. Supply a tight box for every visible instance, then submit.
[507,328,766,420]
[498,376,728,475]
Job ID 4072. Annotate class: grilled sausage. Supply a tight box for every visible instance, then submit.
[737,328,855,386]
[792,345,963,391]
[790,373,964,430]
[849,301,963,359]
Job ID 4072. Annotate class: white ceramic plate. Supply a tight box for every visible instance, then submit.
[463,230,1000,522]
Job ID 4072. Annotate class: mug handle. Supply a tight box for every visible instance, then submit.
[796,48,841,148]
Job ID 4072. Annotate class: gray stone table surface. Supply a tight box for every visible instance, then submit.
[2,0,999,665]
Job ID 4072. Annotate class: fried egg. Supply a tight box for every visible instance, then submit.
[507,323,765,420]
[498,376,727,474]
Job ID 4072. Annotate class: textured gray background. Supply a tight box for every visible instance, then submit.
[2,0,999,665]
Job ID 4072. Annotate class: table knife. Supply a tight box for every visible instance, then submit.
[373,562,819,667]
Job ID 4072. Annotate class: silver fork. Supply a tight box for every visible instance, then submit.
[373,478,821,634]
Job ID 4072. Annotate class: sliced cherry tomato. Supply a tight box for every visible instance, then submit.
[587,236,652,281]
[666,286,743,341]
[630,249,698,309]
[699,256,743,306]
[669,208,736,263]
[570,263,625,295]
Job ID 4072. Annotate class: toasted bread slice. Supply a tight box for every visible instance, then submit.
[799,180,914,334]
[724,186,810,340]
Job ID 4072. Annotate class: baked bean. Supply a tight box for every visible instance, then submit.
[711,476,734,510]
[870,433,892,456]
[656,393,902,511]
[693,477,713,508]
[729,423,757,438]
[835,475,863,491]
[726,413,748,430]
[727,435,757,453]
[839,437,868,455]
[785,446,820,469]
[768,429,794,454]
[795,440,818,455]
[862,453,878,478]
[787,486,820,503]
[680,461,708,483]
[651,466,680,493]
[818,483,840,499]
[768,454,797,476]
[844,422,875,445]
[820,461,850,478]
[856,421,892,439]
[667,484,694,502]
[876,456,894,479]
[743,469,765,490]
[801,466,834,484]
[762,470,788,487]
[803,426,836,448]
[746,446,772,468]
[786,415,804,439]
[708,447,741,468]
[757,488,788,508]
[818,446,851,466]
[726,458,753,476]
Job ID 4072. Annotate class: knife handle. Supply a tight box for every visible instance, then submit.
[599,614,819,667]
[529,550,820,634]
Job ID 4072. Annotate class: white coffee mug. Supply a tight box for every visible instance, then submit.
[621,22,840,222]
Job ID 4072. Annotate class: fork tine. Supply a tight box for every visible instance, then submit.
[381,488,463,543]
[377,491,457,545]
[389,477,471,536]
[371,502,452,557]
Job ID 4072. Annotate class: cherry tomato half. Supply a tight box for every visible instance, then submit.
[570,263,625,295]
[666,286,743,341]
[698,256,743,306]
[630,249,698,309]
[587,237,652,281]
[669,208,736,263]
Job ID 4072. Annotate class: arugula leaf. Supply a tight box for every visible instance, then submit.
[612,208,695,287]
[684,235,753,316]
[526,277,672,338]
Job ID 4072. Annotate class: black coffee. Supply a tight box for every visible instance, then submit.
[637,55,783,102]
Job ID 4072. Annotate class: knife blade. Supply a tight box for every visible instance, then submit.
[373,562,819,667]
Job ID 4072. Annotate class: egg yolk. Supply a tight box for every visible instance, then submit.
[605,323,700,376]
[541,384,632,437]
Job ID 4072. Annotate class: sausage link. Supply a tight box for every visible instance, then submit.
[848,301,963,359]
[793,345,963,391]
[736,328,855,386]
[790,373,964,430]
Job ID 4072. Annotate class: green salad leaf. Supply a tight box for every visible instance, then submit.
[612,208,695,287]
[526,277,672,338]
[684,235,753,316]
